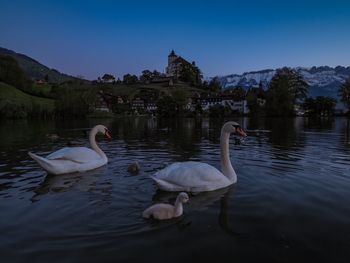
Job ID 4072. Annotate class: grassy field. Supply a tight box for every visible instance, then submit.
[30,83,53,98]
[0,82,55,118]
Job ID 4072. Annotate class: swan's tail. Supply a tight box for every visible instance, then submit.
[28,152,57,175]
[149,175,168,189]
[149,175,186,192]
[142,208,152,219]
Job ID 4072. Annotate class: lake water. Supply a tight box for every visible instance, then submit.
[0,117,350,263]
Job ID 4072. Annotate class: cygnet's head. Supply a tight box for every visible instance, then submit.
[95,125,112,139]
[222,121,247,137]
[178,192,190,203]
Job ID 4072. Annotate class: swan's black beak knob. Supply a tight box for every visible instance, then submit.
[236,127,247,137]
[104,129,112,140]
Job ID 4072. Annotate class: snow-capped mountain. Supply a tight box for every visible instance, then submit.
[217,66,350,98]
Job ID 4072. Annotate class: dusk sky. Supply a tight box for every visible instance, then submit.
[1,0,349,80]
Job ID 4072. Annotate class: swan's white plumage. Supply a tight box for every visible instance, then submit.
[46,147,102,163]
[150,121,246,193]
[151,161,232,192]
[28,125,109,175]
[28,152,106,174]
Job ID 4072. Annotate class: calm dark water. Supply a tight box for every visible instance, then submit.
[0,117,350,263]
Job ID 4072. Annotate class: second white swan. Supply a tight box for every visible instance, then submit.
[150,121,246,193]
[29,125,112,175]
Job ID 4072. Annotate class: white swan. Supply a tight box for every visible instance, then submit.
[142,192,189,220]
[150,121,247,193]
[28,125,112,175]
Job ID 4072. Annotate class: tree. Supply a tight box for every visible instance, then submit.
[200,81,209,90]
[303,97,316,114]
[123,74,138,84]
[246,88,266,116]
[207,77,222,93]
[179,64,202,85]
[0,55,33,92]
[152,70,161,78]
[52,81,96,118]
[140,70,152,83]
[172,89,188,114]
[156,96,177,117]
[303,96,336,116]
[339,79,350,113]
[266,67,309,116]
[101,73,115,83]
[139,70,162,83]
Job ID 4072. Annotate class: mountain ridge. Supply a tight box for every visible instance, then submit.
[0,47,76,83]
[216,66,350,98]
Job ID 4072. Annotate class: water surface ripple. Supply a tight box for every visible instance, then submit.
[0,117,349,262]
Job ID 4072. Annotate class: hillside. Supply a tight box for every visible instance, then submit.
[217,66,350,98]
[0,47,76,83]
[0,82,55,118]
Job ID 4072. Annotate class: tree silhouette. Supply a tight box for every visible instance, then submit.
[101,73,115,83]
[338,79,350,114]
[303,96,336,116]
[266,67,309,116]
[123,74,138,84]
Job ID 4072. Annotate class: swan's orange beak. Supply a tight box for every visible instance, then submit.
[104,129,112,140]
[236,127,247,137]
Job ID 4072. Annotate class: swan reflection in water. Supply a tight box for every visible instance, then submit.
[31,166,110,202]
[151,186,239,235]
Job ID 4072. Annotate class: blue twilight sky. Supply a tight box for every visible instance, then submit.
[0,0,349,80]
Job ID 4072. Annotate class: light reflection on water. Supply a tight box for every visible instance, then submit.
[0,117,350,263]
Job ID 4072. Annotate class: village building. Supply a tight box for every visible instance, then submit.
[131,97,145,110]
[116,96,124,104]
[95,91,112,112]
[145,101,157,112]
[200,96,222,111]
[131,97,158,113]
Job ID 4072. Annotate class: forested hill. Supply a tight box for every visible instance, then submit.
[0,47,76,83]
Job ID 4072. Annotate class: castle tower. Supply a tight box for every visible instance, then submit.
[166,50,178,76]
[168,50,177,66]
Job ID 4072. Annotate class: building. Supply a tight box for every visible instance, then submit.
[194,93,250,114]
[116,96,124,104]
[165,50,201,82]
[131,97,145,110]
[200,96,222,111]
[145,101,157,112]
[131,97,158,113]
[95,91,112,112]
[151,76,174,86]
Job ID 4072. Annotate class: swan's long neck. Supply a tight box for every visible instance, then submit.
[89,127,107,160]
[220,130,237,183]
[174,198,184,217]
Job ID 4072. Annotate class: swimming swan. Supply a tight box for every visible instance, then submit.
[28,125,112,175]
[142,192,189,220]
[150,121,246,193]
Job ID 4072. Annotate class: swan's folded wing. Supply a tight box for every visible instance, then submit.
[154,161,227,188]
[46,147,101,163]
